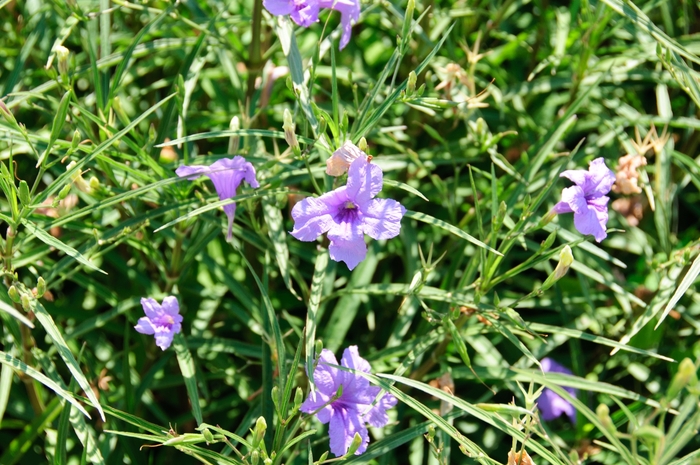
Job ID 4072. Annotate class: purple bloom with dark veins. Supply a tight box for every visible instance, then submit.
[537,357,577,423]
[135,297,183,350]
[553,157,615,243]
[290,157,406,270]
[263,0,360,50]
[300,346,397,456]
[176,156,259,240]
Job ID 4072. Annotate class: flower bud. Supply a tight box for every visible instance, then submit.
[0,100,17,125]
[345,432,362,456]
[668,357,698,399]
[540,229,558,252]
[66,161,92,194]
[252,416,267,448]
[228,116,240,154]
[36,277,46,298]
[271,385,280,412]
[251,450,259,465]
[293,386,303,411]
[407,71,417,94]
[358,137,368,153]
[18,180,30,206]
[315,340,323,358]
[596,403,615,432]
[70,130,81,151]
[52,45,70,76]
[8,285,20,303]
[89,176,100,191]
[21,293,31,312]
[553,245,574,280]
[317,452,328,463]
[201,427,215,444]
[283,109,300,156]
[58,184,72,200]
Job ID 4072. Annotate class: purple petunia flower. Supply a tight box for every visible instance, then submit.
[176,156,260,240]
[537,357,577,423]
[300,346,397,456]
[290,157,406,270]
[135,297,183,350]
[553,157,615,243]
[263,0,360,50]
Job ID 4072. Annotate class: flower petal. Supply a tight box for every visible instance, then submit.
[346,158,382,206]
[291,189,348,241]
[328,407,369,456]
[154,327,175,350]
[300,390,333,424]
[291,1,320,27]
[176,165,211,180]
[537,388,575,421]
[161,296,180,317]
[364,392,398,428]
[541,357,573,375]
[320,0,360,49]
[586,158,615,198]
[573,204,607,242]
[134,317,155,335]
[314,349,341,396]
[559,168,591,188]
[361,198,405,240]
[327,219,367,270]
[140,297,161,319]
[263,0,295,16]
[554,186,588,214]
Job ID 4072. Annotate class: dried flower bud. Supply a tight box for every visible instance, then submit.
[228,116,240,154]
[553,245,574,280]
[325,141,367,176]
[283,109,300,156]
[66,161,92,194]
[54,45,70,76]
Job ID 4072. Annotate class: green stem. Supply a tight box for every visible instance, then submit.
[246,0,264,113]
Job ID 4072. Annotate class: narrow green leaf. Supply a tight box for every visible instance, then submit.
[29,298,104,420]
[36,90,72,168]
[657,253,700,329]
[21,218,106,274]
[404,210,502,256]
[262,197,298,298]
[305,249,329,384]
[0,296,33,328]
[173,332,203,425]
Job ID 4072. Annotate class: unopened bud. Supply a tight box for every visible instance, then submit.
[252,416,267,448]
[540,229,558,252]
[553,245,574,280]
[315,340,323,358]
[283,109,300,156]
[89,176,100,191]
[8,285,20,303]
[251,450,260,465]
[293,386,303,410]
[228,116,240,154]
[271,385,280,412]
[70,130,81,151]
[37,277,46,297]
[668,358,698,399]
[407,71,417,94]
[0,100,17,125]
[596,403,614,432]
[345,432,362,456]
[18,180,30,206]
[66,161,92,194]
[537,210,558,229]
[58,184,72,200]
[20,293,31,312]
[55,45,70,77]
[358,137,368,153]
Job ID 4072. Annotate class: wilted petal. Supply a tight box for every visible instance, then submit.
[361,198,406,240]
[326,141,367,176]
[346,158,383,206]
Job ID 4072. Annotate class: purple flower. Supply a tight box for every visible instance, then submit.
[263,0,360,50]
[176,156,260,240]
[263,0,320,27]
[537,357,577,423]
[290,157,406,270]
[319,0,360,50]
[553,157,615,243]
[300,346,397,456]
[135,297,183,350]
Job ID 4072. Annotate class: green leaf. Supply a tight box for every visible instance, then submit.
[262,197,298,298]
[29,298,105,420]
[21,218,106,274]
[305,248,329,385]
[173,332,203,425]
[404,210,502,256]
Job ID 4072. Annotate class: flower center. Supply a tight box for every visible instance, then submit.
[335,201,359,223]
